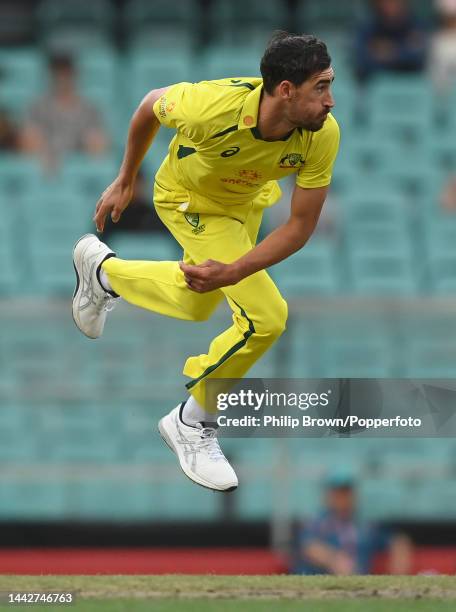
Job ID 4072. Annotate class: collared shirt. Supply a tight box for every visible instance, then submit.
[152,78,340,214]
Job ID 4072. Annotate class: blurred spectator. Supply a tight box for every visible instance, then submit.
[441,175,456,211]
[0,107,19,152]
[103,171,167,239]
[429,0,456,91]
[292,474,413,575]
[354,0,428,82]
[20,54,108,173]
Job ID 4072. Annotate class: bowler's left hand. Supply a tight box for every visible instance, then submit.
[179,259,239,293]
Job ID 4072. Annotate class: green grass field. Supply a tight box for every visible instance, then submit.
[0,576,455,611]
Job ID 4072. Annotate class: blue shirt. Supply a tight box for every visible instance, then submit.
[294,510,391,575]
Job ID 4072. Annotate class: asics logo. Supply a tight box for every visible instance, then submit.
[79,261,97,310]
[221,147,240,158]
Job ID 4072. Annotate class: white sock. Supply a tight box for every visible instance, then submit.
[99,268,112,292]
[181,395,212,427]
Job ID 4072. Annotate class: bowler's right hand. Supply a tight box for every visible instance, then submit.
[94,177,135,233]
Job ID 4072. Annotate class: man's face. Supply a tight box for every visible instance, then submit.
[376,0,407,21]
[52,65,76,93]
[282,67,335,132]
[327,486,355,519]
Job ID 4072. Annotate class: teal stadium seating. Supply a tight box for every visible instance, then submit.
[208,0,286,50]
[109,233,180,261]
[125,50,196,119]
[202,48,260,82]
[426,215,456,293]
[296,0,365,31]
[123,0,200,51]
[36,0,114,51]
[274,237,339,296]
[0,49,45,116]
[367,76,435,144]
[76,49,124,149]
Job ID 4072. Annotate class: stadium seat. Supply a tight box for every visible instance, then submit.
[366,76,435,144]
[297,0,365,30]
[424,216,456,293]
[318,333,395,377]
[404,340,456,377]
[75,49,122,145]
[328,78,357,130]
[150,481,219,520]
[64,480,157,520]
[36,0,114,51]
[123,0,200,50]
[208,0,286,49]
[343,138,431,179]
[108,233,180,261]
[0,219,18,294]
[20,190,91,294]
[342,194,409,228]
[345,227,415,268]
[126,51,195,111]
[0,155,43,198]
[202,48,260,82]
[0,49,45,116]
[0,482,67,519]
[349,251,418,295]
[235,479,275,518]
[77,48,119,92]
[426,215,456,257]
[427,129,456,173]
[274,238,339,296]
[61,155,119,201]
[359,479,411,520]
[428,255,456,294]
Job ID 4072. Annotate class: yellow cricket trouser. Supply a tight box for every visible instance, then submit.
[101,192,288,411]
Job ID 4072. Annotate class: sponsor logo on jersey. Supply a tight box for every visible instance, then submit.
[221,147,240,157]
[158,98,176,118]
[238,169,262,181]
[279,153,304,168]
[220,177,262,187]
[158,96,167,119]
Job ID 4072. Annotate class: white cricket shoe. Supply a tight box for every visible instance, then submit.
[158,404,238,492]
[72,233,118,339]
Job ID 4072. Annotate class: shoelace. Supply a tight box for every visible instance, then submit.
[198,427,226,461]
[96,295,118,314]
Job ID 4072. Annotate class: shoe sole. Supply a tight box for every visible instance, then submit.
[72,233,100,339]
[158,417,238,493]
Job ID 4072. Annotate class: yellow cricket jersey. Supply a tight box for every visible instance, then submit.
[152,77,340,219]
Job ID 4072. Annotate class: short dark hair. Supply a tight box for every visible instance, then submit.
[260,31,331,95]
[48,54,74,73]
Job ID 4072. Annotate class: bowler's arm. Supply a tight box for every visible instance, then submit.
[234,184,328,278]
[94,86,170,232]
[117,87,169,184]
[180,184,328,292]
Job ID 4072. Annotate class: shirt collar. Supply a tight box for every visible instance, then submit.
[238,83,263,130]
[237,82,298,141]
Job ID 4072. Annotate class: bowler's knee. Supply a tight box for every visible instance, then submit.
[257,298,288,340]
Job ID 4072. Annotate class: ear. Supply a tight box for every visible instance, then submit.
[277,80,294,100]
